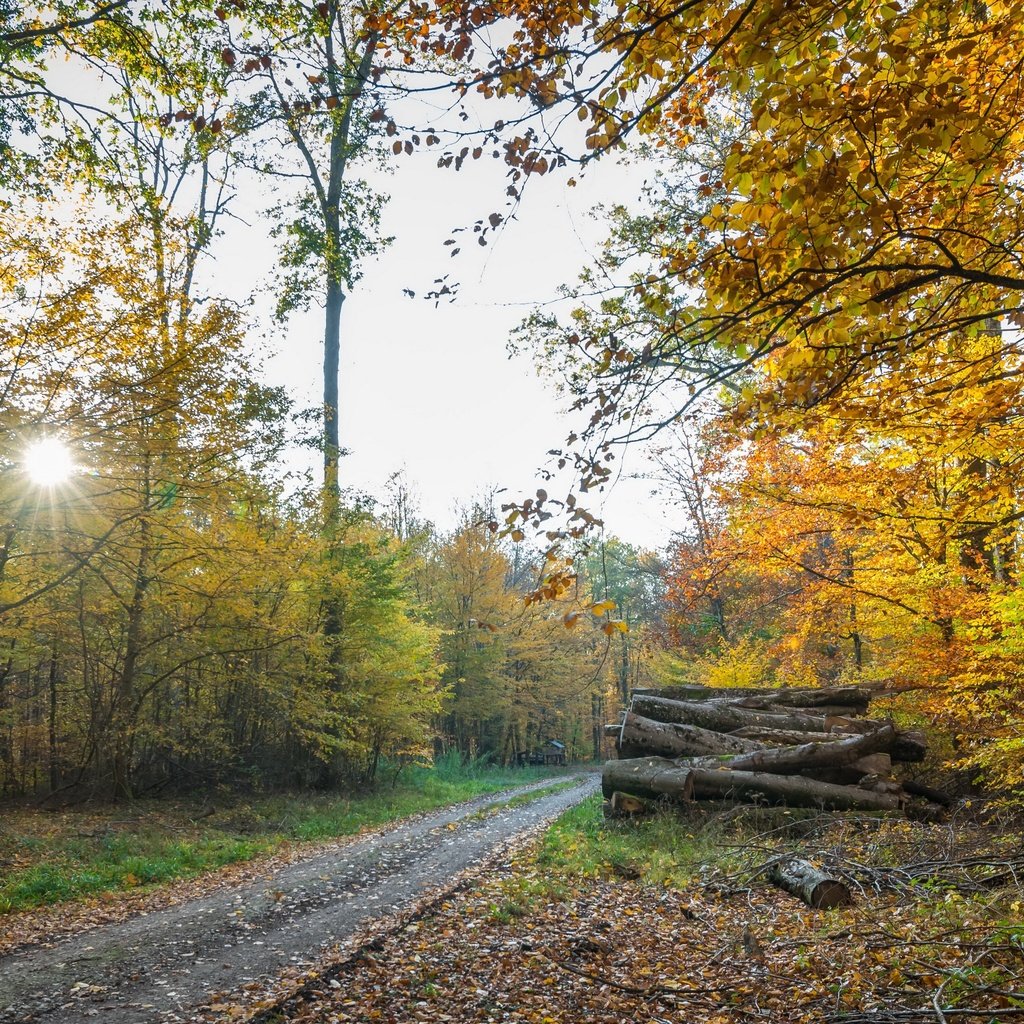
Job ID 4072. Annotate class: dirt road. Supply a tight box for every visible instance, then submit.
[0,775,598,1023]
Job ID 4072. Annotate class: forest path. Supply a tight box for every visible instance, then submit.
[0,774,598,1024]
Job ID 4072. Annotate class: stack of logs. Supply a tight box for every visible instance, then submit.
[603,684,948,821]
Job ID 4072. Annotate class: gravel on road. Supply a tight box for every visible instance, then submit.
[0,775,598,1024]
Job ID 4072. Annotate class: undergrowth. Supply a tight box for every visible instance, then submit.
[516,795,1024,1023]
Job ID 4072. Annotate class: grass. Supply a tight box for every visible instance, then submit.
[0,757,568,914]
[534,794,729,889]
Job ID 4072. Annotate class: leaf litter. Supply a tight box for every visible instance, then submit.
[252,799,1024,1024]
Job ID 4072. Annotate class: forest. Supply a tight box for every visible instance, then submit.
[3,2,1024,1019]
[0,1,679,805]
[2,0,1023,809]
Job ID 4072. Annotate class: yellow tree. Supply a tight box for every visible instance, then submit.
[0,209,294,797]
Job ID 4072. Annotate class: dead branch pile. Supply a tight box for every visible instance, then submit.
[602,685,945,821]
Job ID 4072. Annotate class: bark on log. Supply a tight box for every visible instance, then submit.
[631,694,835,734]
[889,730,927,763]
[850,753,892,776]
[903,778,954,807]
[632,685,871,710]
[602,758,695,803]
[729,726,926,763]
[617,712,762,760]
[703,699,870,717]
[798,763,892,787]
[735,686,870,710]
[687,766,903,812]
[606,757,905,812]
[721,725,896,775]
[797,754,894,787]
[767,856,853,909]
[731,727,839,744]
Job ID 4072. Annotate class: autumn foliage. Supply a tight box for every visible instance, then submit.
[459,0,1024,794]
[5,0,1024,800]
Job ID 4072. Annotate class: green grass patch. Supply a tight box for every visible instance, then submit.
[534,794,730,888]
[0,760,567,914]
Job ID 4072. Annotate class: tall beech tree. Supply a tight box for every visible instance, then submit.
[226,1,390,525]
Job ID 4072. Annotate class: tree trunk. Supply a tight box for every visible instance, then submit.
[112,514,151,802]
[722,725,895,775]
[601,757,695,803]
[617,711,761,759]
[631,694,835,734]
[734,726,926,763]
[767,857,853,909]
[888,729,927,763]
[730,727,843,744]
[800,756,893,786]
[322,274,344,529]
[48,656,59,794]
[604,791,658,818]
[632,685,870,710]
[900,778,952,806]
[604,756,908,812]
[592,691,604,762]
[687,765,903,811]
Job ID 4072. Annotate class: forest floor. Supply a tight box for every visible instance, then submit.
[255,796,1024,1024]
[0,774,598,1024]
[4,784,1022,1024]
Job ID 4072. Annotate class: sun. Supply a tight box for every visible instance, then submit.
[25,438,76,486]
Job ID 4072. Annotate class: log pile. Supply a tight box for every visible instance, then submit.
[603,685,943,820]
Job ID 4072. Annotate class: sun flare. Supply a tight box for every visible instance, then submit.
[25,438,75,486]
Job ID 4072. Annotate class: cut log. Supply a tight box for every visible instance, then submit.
[602,758,695,803]
[721,725,896,775]
[617,712,762,760]
[890,730,927,763]
[632,685,871,710]
[606,757,906,812]
[903,778,954,807]
[604,791,657,818]
[687,765,904,812]
[745,703,873,717]
[767,856,853,909]
[850,753,892,776]
[800,764,891,787]
[822,715,876,735]
[631,694,837,734]
[729,726,926,763]
[731,727,838,744]
[797,754,893,787]
[733,686,870,711]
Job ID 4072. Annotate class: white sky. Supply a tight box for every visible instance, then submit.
[244,145,679,550]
